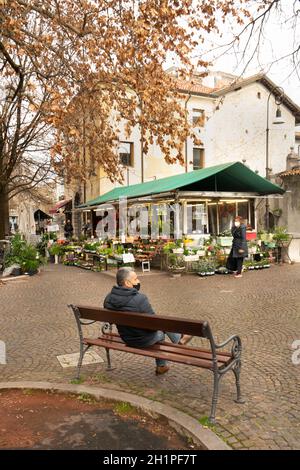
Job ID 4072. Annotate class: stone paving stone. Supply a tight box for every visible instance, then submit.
[1,263,300,449]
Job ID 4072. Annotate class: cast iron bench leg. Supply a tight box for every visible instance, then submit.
[233,360,245,404]
[105,347,113,371]
[76,344,91,380]
[209,371,222,424]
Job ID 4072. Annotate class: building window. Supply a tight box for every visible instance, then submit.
[193,148,205,170]
[119,142,134,167]
[192,108,205,126]
[257,92,261,99]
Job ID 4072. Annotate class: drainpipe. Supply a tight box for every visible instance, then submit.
[185,93,192,173]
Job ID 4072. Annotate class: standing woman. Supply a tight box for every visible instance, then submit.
[228,216,248,278]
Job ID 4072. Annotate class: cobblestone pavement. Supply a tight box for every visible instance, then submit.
[1,263,300,449]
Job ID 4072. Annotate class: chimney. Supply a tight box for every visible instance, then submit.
[286,147,300,170]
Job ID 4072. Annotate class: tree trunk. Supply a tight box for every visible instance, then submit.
[0,189,9,239]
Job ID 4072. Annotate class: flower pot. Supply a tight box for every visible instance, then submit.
[169,267,185,275]
[27,268,38,276]
[54,254,59,264]
[216,236,233,247]
[183,255,199,262]
[197,250,206,257]
[172,248,184,254]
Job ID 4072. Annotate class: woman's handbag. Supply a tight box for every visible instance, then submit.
[226,255,236,271]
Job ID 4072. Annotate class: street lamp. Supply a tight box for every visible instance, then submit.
[265,86,285,230]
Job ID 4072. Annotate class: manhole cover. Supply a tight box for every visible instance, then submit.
[0,389,202,450]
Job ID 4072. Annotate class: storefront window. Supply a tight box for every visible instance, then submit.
[187,203,207,234]
[208,204,217,234]
[236,201,249,224]
[218,202,236,233]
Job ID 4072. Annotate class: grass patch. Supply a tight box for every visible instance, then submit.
[70,377,85,385]
[77,392,97,404]
[92,373,112,383]
[113,402,137,415]
[198,416,233,447]
[22,388,34,396]
[199,416,215,428]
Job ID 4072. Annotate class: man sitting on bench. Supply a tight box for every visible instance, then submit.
[104,267,192,375]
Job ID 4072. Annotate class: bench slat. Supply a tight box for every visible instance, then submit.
[75,306,210,338]
[83,337,230,369]
[100,333,231,363]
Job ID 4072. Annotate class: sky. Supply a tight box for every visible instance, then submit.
[201,0,300,104]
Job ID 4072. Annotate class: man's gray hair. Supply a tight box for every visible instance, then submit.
[116,267,134,286]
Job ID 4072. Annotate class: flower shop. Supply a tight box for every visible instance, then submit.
[55,162,285,276]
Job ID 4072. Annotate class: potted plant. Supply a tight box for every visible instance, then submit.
[4,234,45,275]
[48,243,65,264]
[272,226,290,243]
[215,266,230,275]
[197,258,216,276]
[217,230,233,247]
[183,248,199,262]
[167,254,186,277]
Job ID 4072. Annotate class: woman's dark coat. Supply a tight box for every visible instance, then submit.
[230,224,248,258]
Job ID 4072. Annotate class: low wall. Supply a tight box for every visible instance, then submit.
[288,233,300,263]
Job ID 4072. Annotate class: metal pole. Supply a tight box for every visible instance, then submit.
[265,92,271,231]
[265,86,284,231]
[184,93,192,173]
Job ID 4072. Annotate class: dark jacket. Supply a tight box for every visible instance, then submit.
[103,286,157,347]
[64,222,73,235]
[231,224,248,258]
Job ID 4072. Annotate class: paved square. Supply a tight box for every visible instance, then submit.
[1,263,300,449]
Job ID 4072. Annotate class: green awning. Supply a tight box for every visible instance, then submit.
[80,162,284,208]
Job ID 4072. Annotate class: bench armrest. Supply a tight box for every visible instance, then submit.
[214,334,242,359]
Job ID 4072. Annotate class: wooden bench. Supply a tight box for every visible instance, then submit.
[69,305,245,423]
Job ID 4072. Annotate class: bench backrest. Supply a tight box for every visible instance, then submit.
[69,304,213,339]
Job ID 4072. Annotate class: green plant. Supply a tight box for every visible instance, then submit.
[197,257,217,273]
[22,388,34,395]
[167,253,185,270]
[175,239,183,247]
[48,243,65,256]
[113,402,137,415]
[218,230,232,237]
[98,247,113,256]
[77,392,96,404]
[22,258,40,272]
[116,244,124,254]
[4,233,44,273]
[83,242,100,251]
[70,377,84,385]
[272,226,290,242]
[162,242,176,253]
[36,238,48,257]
